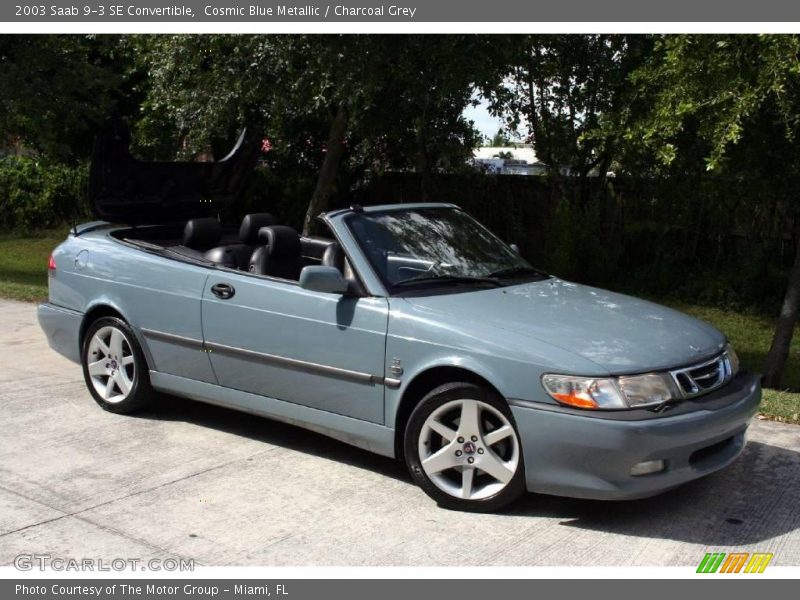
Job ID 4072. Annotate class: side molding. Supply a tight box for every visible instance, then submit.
[141,328,401,388]
[140,327,204,350]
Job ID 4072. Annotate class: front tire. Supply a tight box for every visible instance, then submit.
[404,382,526,512]
[81,316,153,414]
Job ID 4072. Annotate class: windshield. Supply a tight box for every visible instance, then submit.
[345,206,546,294]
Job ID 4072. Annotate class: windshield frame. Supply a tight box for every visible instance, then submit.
[342,205,547,297]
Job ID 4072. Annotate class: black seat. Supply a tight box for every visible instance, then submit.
[170,217,222,261]
[183,217,222,251]
[233,212,276,269]
[322,242,345,273]
[321,242,363,295]
[249,225,305,280]
[239,213,277,246]
[301,236,336,261]
[201,212,277,269]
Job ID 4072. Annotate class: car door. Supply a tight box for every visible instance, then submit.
[200,271,390,424]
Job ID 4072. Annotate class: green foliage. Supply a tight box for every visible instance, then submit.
[626,35,800,175]
[489,129,513,146]
[483,35,653,177]
[129,34,487,231]
[127,35,279,159]
[0,157,89,230]
[130,35,483,167]
[671,302,800,392]
[0,35,134,162]
[235,164,317,231]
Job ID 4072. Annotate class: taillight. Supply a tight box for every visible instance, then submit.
[48,255,56,271]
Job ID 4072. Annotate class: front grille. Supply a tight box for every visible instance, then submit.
[670,353,732,399]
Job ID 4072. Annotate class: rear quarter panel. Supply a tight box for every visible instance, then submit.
[50,229,216,383]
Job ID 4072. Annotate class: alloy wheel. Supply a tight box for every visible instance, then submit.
[418,398,520,500]
[86,325,136,404]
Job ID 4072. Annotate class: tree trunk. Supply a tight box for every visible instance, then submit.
[415,94,431,202]
[416,126,431,202]
[302,103,349,236]
[763,234,800,388]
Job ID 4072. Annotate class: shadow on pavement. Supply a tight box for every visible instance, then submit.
[510,440,800,545]
[140,396,799,545]
[140,393,411,484]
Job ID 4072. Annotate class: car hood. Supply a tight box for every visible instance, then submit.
[404,278,726,374]
[89,123,261,224]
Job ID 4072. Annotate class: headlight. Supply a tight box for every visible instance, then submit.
[725,342,740,376]
[542,372,674,410]
[540,374,626,409]
[617,373,673,407]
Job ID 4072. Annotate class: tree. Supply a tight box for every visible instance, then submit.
[0,35,130,162]
[135,35,485,234]
[489,128,512,147]
[128,35,280,159]
[483,35,652,178]
[350,35,485,198]
[626,34,800,388]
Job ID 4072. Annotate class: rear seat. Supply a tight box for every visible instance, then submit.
[169,217,222,261]
[170,218,361,289]
[203,212,276,269]
[170,213,277,269]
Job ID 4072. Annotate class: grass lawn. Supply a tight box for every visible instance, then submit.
[0,228,798,424]
[760,389,800,425]
[0,228,68,302]
[670,302,800,391]
[667,304,800,424]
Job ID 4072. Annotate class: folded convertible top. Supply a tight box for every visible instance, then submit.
[88,123,261,225]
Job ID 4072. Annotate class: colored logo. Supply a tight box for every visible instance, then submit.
[696,552,773,573]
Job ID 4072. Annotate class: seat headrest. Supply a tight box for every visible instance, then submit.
[259,225,301,258]
[239,213,276,245]
[183,218,222,250]
[322,243,345,272]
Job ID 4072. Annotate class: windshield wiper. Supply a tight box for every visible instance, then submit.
[394,275,503,288]
[486,266,548,279]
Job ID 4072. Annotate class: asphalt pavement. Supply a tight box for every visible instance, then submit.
[1,298,798,567]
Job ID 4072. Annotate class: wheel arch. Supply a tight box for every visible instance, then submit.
[393,365,505,461]
[79,302,153,369]
[79,303,127,346]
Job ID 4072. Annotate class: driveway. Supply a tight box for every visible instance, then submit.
[1,298,798,567]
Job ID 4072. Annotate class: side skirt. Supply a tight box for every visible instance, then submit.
[149,371,396,459]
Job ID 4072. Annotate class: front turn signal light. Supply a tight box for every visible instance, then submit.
[541,374,628,410]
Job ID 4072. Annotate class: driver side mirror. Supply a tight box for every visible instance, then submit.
[299,265,349,295]
[509,243,520,254]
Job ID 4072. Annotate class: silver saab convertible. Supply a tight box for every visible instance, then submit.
[38,131,761,511]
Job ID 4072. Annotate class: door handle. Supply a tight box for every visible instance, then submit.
[211,283,235,300]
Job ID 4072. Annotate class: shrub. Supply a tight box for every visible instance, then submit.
[0,157,89,231]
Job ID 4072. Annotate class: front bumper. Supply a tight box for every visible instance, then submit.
[37,302,83,364]
[510,372,761,500]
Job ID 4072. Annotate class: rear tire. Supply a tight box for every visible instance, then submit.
[404,382,526,512]
[81,316,153,414]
